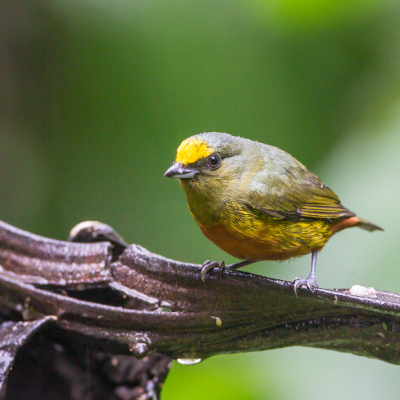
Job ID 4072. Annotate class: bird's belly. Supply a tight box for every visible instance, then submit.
[198,218,331,261]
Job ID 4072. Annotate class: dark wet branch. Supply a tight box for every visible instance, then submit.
[0,220,400,399]
[0,317,55,399]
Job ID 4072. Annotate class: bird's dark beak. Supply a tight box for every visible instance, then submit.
[164,162,198,179]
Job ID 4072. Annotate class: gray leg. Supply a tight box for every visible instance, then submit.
[226,259,257,270]
[200,259,257,282]
[292,251,319,297]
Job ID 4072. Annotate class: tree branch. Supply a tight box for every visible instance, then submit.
[1,219,399,398]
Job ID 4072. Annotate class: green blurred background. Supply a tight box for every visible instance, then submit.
[2,0,400,398]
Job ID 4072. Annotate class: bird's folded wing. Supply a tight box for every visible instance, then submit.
[250,172,355,221]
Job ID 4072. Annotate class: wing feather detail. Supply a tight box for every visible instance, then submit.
[249,170,355,222]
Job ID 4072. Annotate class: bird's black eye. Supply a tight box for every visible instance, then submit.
[208,153,222,170]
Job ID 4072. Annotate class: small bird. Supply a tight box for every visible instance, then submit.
[164,132,383,294]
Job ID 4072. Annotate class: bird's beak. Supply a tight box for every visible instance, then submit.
[164,162,198,179]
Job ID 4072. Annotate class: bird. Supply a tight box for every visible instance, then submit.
[164,132,383,295]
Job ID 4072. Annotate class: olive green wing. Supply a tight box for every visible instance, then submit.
[248,170,355,221]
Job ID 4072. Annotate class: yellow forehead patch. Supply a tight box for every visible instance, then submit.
[175,138,213,164]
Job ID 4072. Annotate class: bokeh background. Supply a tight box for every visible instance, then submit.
[2,0,400,398]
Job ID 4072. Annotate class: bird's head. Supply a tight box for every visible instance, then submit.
[164,132,246,190]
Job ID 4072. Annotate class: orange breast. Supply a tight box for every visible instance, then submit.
[198,220,328,261]
[188,197,340,261]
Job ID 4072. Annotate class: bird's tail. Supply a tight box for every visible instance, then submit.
[355,218,384,232]
[330,216,383,234]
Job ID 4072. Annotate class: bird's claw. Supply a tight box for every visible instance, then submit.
[292,276,319,297]
[200,260,226,282]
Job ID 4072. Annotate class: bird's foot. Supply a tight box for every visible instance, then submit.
[200,260,226,282]
[292,275,319,297]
